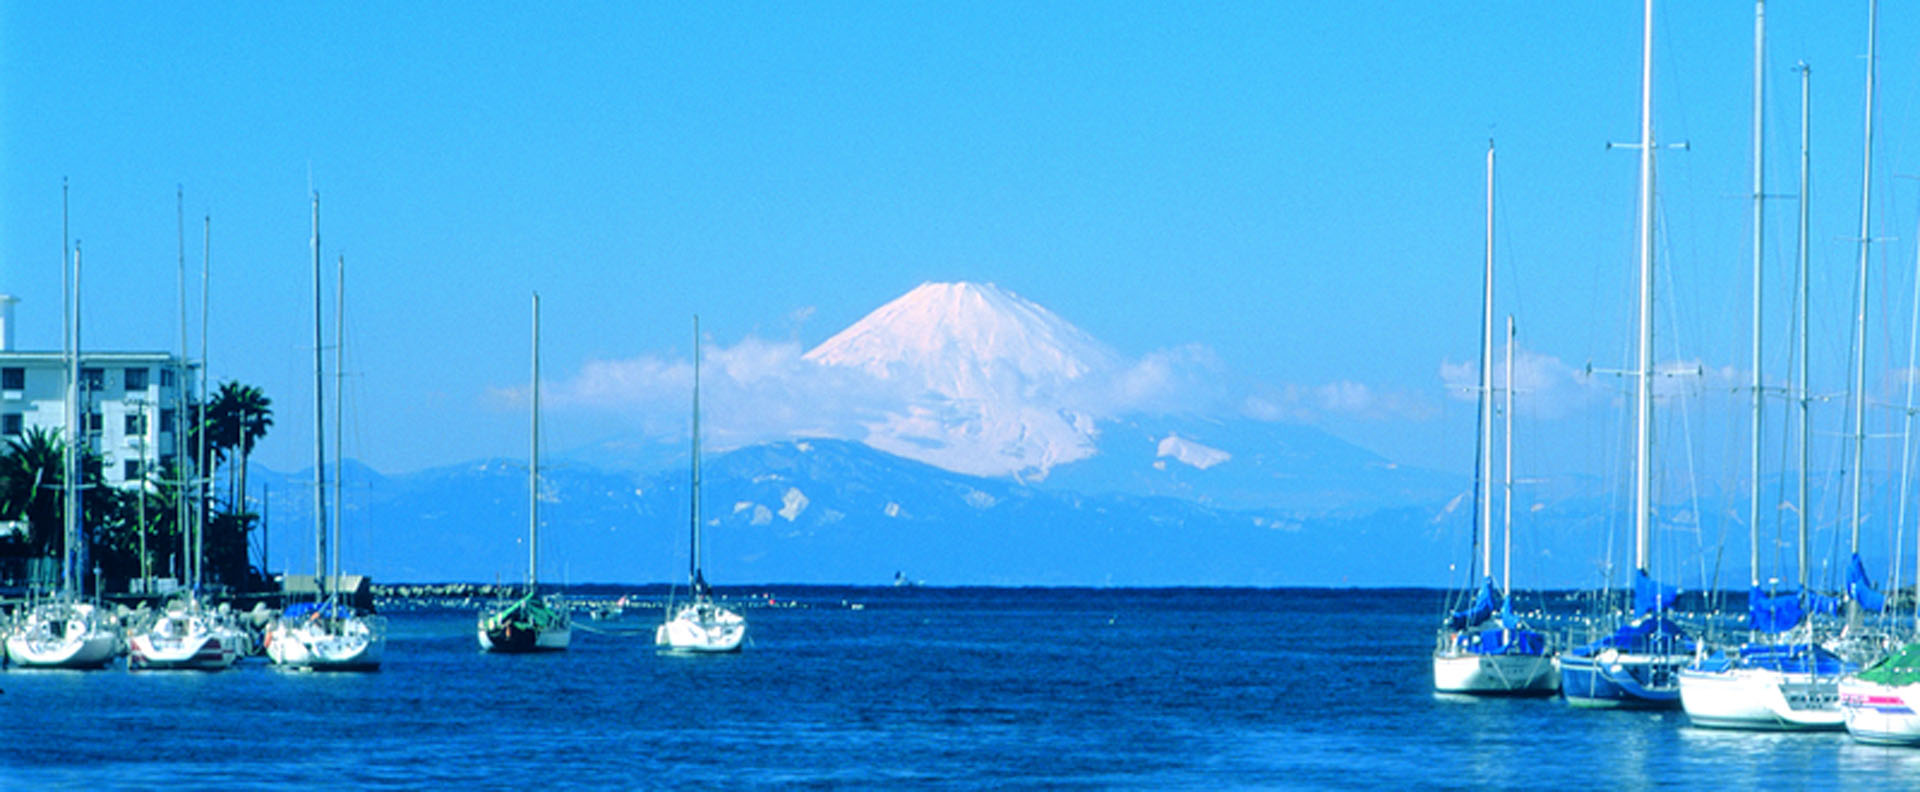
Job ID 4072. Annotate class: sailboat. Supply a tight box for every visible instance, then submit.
[655,316,746,653]
[1555,0,1695,708]
[263,194,387,671]
[1432,144,1555,695]
[129,209,245,671]
[5,240,120,669]
[127,597,245,671]
[1836,0,1920,742]
[1676,9,1852,726]
[478,292,572,653]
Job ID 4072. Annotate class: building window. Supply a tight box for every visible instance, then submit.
[160,369,177,388]
[1,367,21,390]
[125,413,147,435]
[81,368,103,390]
[125,368,149,391]
[84,411,102,434]
[2,414,19,436]
[159,409,176,434]
[124,460,142,481]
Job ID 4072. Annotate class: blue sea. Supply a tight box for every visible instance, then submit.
[7,587,1920,790]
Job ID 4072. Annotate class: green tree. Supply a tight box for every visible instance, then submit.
[184,381,274,591]
[0,426,67,556]
[206,381,272,525]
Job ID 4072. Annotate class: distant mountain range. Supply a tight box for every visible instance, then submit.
[249,435,1477,587]
[239,281,1887,589]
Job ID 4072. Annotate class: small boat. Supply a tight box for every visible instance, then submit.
[656,317,746,654]
[6,599,118,670]
[127,596,244,671]
[263,194,386,671]
[4,241,119,670]
[1557,597,1694,708]
[1432,160,1553,696]
[1839,643,1920,744]
[129,229,245,672]
[1557,0,1694,708]
[589,596,628,621]
[264,601,385,671]
[478,293,572,653]
[1682,639,1851,729]
[1675,6,1852,729]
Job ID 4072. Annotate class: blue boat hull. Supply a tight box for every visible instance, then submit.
[1558,653,1683,709]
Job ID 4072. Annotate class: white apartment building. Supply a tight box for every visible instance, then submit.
[0,295,197,489]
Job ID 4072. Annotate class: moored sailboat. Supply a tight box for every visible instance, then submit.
[1556,0,1694,708]
[263,194,386,671]
[129,209,245,672]
[1839,0,1920,740]
[478,292,572,653]
[655,317,746,654]
[128,597,244,671]
[5,239,119,670]
[1432,146,1553,696]
[1677,24,1852,728]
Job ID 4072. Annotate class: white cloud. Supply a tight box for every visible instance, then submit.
[1439,342,1605,420]
[1240,380,1437,424]
[536,337,903,450]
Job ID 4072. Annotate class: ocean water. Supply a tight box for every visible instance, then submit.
[6,587,1920,790]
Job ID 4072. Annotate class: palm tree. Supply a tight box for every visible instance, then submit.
[0,426,69,558]
[0,426,129,590]
[206,381,272,518]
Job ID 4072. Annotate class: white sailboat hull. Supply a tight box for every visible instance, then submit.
[129,627,242,671]
[655,604,745,653]
[5,603,119,669]
[127,602,247,671]
[1840,679,1920,744]
[1433,651,1558,695]
[1679,667,1843,730]
[265,615,386,670]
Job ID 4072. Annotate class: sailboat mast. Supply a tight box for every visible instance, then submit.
[1748,0,1766,593]
[1633,0,1656,577]
[1796,62,1812,592]
[1899,189,1920,605]
[175,187,192,591]
[59,181,68,598]
[312,193,328,603]
[1848,0,1876,566]
[333,254,344,605]
[1503,314,1514,615]
[197,215,210,592]
[1479,141,1495,585]
[690,315,702,584]
[530,292,540,590]
[64,243,80,598]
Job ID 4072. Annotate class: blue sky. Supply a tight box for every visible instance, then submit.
[5,0,1920,512]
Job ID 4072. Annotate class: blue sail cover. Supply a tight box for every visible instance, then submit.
[1737,643,1854,676]
[1447,577,1498,630]
[1456,626,1548,656]
[1849,553,1885,613]
[1748,586,1805,634]
[1633,569,1680,615]
[283,602,356,620]
[1567,615,1693,658]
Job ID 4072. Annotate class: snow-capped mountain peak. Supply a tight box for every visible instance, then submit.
[804,282,1118,385]
[803,282,1119,479]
